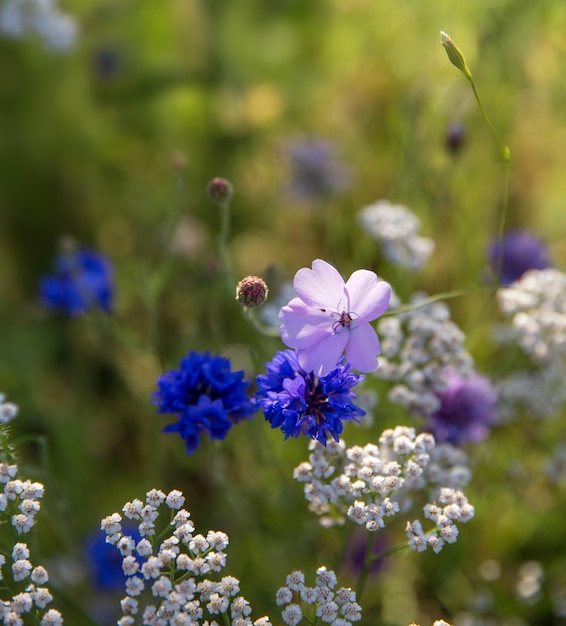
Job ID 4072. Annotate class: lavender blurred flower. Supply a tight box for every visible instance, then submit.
[426,371,497,446]
[285,138,350,200]
[280,259,392,376]
[0,0,77,51]
[152,351,256,455]
[254,349,365,445]
[489,229,552,286]
[40,249,114,316]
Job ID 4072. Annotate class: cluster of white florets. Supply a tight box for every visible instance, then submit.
[0,396,62,625]
[357,199,435,271]
[495,268,566,420]
[375,295,475,415]
[276,566,361,626]
[101,489,271,626]
[0,0,77,51]
[293,427,473,553]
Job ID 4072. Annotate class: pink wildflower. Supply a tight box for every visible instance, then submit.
[279,259,392,376]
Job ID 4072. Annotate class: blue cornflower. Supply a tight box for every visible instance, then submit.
[489,229,552,286]
[254,349,365,445]
[153,351,256,455]
[40,248,114,315]
[426,370,497,446]
[85,526,141,591]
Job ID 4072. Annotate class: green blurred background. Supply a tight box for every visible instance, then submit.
[1,0,566,624]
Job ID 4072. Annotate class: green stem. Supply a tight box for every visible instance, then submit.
[242,307,280,338]
[356,536,410,601]
[468,76,512,283]
[218,199,233,292]
[385,285,495,317]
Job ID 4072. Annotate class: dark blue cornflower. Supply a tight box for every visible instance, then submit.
[153,352,256,455]
[85,526,141,591]
[426,371,497,446]
[254,349,365,445]
[40,248,114,316]
[489,229,552,286]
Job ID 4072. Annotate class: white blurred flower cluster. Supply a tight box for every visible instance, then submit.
[293,426,473,553]
[0,395,63,625]
[101,488,271,626]
[495,268,566,420]
[358,199,434,271]
[0,0,77,51]
[276,566,361,626]
[374,295,475,414]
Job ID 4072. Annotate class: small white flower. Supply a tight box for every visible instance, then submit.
[165,490,185,510]
[281,604,302,626]
[207,592,229,615]
[275,587,293,606]
[30,566,49,585]
[11,543,29,561]
[40,609,64,626]
[145,489,166,507]
[32,588,53,609]
[12,559,32,582]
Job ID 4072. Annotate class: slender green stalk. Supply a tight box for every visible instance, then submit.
[217,198,234,292]
[385,285,495,317]
[440,31,512,282]
[356,537,410,600]
[242,307,280,338]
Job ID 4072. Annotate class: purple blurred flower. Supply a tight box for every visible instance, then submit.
[489,230,552,286]
[40,248,114,316]
[279,259,392,376]
[254,349,365,445]
[426,371,497,446]
[285,138,350,199]
[152,351,256,455]
[344,530,390,578]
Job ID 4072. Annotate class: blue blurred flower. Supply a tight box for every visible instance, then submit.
[489,229,552,286]
[153,352,256,455]
[426,371,497,446]
[254,349,365,445]
[40,249,114,316]
[285,138,350,200]
[85,527,139,591]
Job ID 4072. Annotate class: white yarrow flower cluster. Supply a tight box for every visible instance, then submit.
[0,395,62,625]
[277,566,361,625]
[375,295,475,415]
[0,0,77,51]
[358,199,435,271]
[294,427,473,553]
[102,488,271,626]
[495,268,566,420]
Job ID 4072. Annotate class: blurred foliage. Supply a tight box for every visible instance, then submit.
[1,0,566,624]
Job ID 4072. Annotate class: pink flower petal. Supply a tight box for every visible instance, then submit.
[345,270,392,321]
[280,298,332,349]
[294,259,346,310]
[345,319,381,372]
[297,331,350,377]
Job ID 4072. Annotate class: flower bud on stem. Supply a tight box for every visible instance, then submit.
[440,31,512,284]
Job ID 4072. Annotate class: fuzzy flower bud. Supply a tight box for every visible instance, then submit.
[207,177,234,205]
[440,31,472,79]
[236,276,269,308]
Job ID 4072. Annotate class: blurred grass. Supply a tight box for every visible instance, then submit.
[1,0,566,624]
